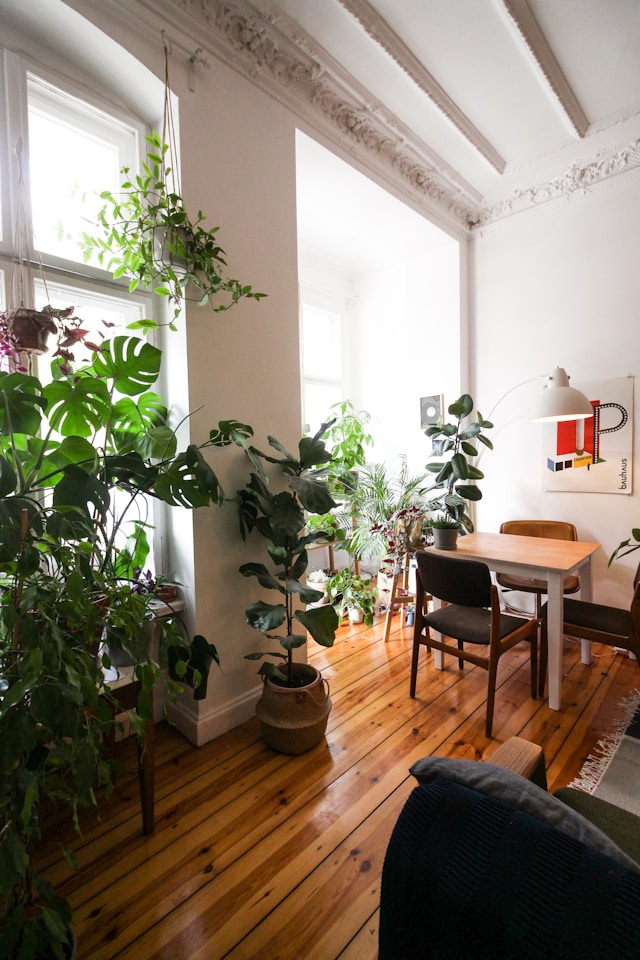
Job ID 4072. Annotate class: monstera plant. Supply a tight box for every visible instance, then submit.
[0,335,251,958]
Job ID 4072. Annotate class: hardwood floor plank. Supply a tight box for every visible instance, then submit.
[36,618,640,959]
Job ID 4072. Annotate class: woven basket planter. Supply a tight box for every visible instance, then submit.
[255,663,332,755]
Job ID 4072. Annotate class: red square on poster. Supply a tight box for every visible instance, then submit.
[556,404,597,455]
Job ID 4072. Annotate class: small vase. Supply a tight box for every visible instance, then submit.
[348,608,364,624]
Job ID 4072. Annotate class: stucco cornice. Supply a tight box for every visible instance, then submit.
[131,0,640,231]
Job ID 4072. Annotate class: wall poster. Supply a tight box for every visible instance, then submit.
[543,376,633,494]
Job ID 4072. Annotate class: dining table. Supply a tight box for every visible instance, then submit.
[429,531,601,711]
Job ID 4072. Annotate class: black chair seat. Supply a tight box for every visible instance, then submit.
[426,605,536,647]
[541,598,634,639]
[539,563,640,696]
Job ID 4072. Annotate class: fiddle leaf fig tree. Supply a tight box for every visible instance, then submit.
[236,424,340,686]
[424,393,494,533]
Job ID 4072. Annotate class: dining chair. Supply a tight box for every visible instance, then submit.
[497,520,581,617]
[411,550,538,737]
[539,562,640,696]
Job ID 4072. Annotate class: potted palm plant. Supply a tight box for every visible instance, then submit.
[236,425,340,755]
[0,333,253,958]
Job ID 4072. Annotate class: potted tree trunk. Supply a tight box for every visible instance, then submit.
[236,425,340,755]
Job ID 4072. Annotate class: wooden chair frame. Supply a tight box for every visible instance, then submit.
[411,551,538,737]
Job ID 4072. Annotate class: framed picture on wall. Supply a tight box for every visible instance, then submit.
[543,376,634,494]
[420,394,443,429]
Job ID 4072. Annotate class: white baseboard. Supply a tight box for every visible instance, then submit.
[166,686,260,746]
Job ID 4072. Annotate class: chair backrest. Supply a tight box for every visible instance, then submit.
[415,549,491,608]
[500,519,577,541]
[629,562,640,637]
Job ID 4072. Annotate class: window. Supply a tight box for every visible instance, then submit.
[26,75,138,266]
[300,296,344,433]
[1,48,160,563]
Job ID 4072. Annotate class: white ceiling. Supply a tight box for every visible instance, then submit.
[271,0,640,207]
[268,0,640,273]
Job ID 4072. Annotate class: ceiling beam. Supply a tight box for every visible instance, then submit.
[500,0,589,138]
[337,0,506,174]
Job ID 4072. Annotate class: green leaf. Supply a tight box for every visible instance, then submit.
[53,465,111,520]
[90,336,162,397]
[450,453,469,481]
[454,483,483,501]
[289,476,336,515]
[239,562,285,593]
[43,377,111,438]
[245,600,287,633]
[296,603,339,647]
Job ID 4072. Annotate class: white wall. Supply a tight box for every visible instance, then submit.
[471,172,640,608]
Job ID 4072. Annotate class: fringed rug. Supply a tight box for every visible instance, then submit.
[570,690,640,816]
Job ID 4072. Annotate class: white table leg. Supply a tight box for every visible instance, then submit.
[579,558,593,664]
[432,597,444,669]
[546,571,564,711]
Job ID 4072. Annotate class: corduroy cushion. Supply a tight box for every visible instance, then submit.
[379,780,640,960]
[409,756,639,870]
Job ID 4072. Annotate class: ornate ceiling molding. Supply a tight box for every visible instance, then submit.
[476,136,640,226]
[132,0,640,232]
[139,0,480,229]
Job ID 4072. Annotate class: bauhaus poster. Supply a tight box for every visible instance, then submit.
[543,376,633,494]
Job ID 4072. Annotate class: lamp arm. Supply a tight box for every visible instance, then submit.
[484,377,541,424]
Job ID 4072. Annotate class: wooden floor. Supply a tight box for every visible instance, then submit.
[41,614,639,959]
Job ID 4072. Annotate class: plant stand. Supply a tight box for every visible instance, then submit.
[381,551,416,642]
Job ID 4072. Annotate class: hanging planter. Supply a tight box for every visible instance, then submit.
[6,305,57,353]
[80,42,265,327]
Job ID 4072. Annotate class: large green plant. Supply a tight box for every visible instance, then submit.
[320,399,373,494]
[0,337,249,958]
[81,131,266,326]
[424,394,493,533]
[236,426,340,686]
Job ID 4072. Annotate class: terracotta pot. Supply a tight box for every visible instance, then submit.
[8,307,57,353]
[255,663,332,755]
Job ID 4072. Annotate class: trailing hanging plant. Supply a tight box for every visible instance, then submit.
[80,130,266,327]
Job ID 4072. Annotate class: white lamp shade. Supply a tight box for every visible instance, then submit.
[529,367,593,422]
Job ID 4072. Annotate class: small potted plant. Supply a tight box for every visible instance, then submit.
[429,514,462,550]
[327,568,377,626]
[306,568,331,606]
